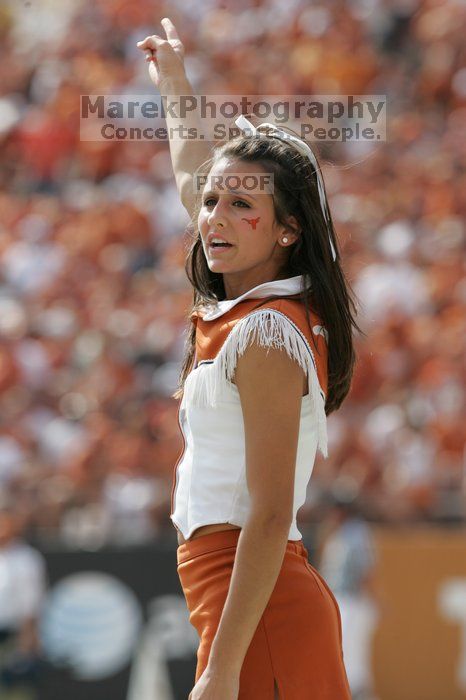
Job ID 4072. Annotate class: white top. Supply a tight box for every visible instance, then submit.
[170,276,328,541]
[0,541,47,628]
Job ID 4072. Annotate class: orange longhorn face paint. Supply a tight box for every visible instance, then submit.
[241,217,261,230]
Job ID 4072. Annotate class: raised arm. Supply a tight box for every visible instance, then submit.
[137,18,213,217]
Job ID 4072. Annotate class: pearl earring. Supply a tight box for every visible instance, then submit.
[282,237,288,244]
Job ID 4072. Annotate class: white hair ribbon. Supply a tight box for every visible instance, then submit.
[234,115,337,262]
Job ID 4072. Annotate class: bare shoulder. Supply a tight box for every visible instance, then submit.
[234,340,305,398]
[232,299,310,400]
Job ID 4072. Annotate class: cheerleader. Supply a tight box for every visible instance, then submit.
[138,18,361,700]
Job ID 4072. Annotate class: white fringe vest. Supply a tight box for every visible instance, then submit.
[170,289,329,541]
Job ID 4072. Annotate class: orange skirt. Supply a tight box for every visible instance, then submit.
[177,529,352,699]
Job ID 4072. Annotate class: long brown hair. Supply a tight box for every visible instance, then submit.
[173,130,364,415]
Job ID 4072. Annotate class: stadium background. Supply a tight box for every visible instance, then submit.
[0,0,464,698]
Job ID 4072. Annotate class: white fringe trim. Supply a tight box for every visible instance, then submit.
[183,309,328,458]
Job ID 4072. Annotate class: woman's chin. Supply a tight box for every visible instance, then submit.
[207,260,231,273]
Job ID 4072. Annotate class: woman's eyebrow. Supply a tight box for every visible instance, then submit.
[202,188,257,200]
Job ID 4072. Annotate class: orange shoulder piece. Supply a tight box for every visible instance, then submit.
[194,298,266,364]
[193,296,328,398]
[263,298,328,399]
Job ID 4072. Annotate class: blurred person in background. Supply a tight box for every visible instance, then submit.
[317,490,382,700]
[0,499,47,700]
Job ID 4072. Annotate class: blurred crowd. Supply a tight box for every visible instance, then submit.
[0,0,464,549]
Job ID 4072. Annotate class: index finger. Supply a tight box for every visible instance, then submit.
[161,17,180,43]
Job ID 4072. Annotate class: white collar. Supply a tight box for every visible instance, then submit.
[200,275,306,321]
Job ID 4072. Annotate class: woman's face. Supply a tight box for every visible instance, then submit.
[198,157,298,285]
